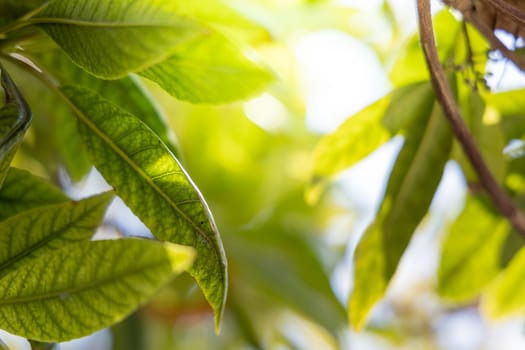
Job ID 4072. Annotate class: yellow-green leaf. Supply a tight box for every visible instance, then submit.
[0,239,195,341]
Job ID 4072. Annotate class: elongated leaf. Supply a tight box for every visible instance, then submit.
[61,86,227,329]
[311,82,434,183]
[35,0,205,79]
[0,192,113,278]
[139,31,274,103]
[438,196,509,302]
[0,239,195,341]
[0,167,68,220]
[0,67,31,188]
[24,45,181,180]
[349,100,453,329]
[482,246,525,319]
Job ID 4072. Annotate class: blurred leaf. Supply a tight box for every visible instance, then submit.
[438,196,509,302]
[139,31,274,103]
[24,45,181,179]
[455,91,505,183]
[0,192,113,278]
[170,0,270,43]
[35,0,204,79]
[309,81,434,202]
[228,228,346,335]
[481,245,525,319]
[0,239,195,342]
[0,167,68,220]
[62,86,227,329]
[0,0,46,26]
[349,99,453,329]
[390,11,461,86]
[0,67,31,187]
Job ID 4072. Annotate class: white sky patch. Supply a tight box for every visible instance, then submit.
[294,29,390,134]
[243,93,288,132]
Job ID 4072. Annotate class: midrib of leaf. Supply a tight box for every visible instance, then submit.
[2,56,214,250]
[0,260,167,306]
[387,104,443,216]
[61,95,215,252]
[0,200,100,275]
[29,17,198,28]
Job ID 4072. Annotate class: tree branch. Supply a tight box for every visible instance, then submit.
[416,0,525,236]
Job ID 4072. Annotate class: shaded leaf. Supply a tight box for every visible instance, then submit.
[0,167,68,220]
[438,196,509,302]
[61,85,227,329]
[0,67,31,187]
[35,0,205,79]
[349,100,453,329]
[0,239,195,341]
[0,192,113,278]
[0,0,46,26]
[139,31,274,103]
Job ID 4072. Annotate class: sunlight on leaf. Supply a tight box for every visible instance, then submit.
[61,86,227,329]
[0,192,113,278]
[0,239,195,342]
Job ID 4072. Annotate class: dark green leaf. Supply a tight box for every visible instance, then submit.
[139,31,274,103]
[0,239,195,341]
[0,67,31,187]
[0,167,68,220]
[0,192,113,278]
[61,85,227,329]
[35,0,205,79]
[349,100,453,329]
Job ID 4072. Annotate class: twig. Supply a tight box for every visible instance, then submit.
[416,0,525,237]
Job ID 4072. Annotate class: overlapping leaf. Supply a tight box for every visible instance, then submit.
[0,192,113,278]
[0,239,195,341]
[0,67,31,188]
[24,45,181,180]
[0,167,68,220]
[34,0,205,79]
[438,196,509,302]
[61,85,227,329]
[349,99,453,329]
[139,31,274,103]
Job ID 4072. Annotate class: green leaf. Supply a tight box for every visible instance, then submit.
[0,67,31,188]
[349,100,453,329]
[481,245,525,319]
[24,45,182,179]
[61,85,227,329]
[0,0,46,26]
[0,192,113,278]
[35,0,205,79]
[0,167,68,220]
[310,82,434,183]
[438,196,509,302]
[139,31,274,103]
[0,239,195,341]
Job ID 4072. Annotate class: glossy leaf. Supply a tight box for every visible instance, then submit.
[0,192,113,278]
[61,86,227,329]
[482,245,525,319]
[0,167,68,220]
[0,239,195,341]
[139,31,274,103]
[438,196,509,302]
[0,67,31,188]
[35,0,205,79]
[349,100,453,329]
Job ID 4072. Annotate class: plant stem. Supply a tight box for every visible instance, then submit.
[0,2,50,36]
[416,0,525,237]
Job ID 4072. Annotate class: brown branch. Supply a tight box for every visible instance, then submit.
[416,0,525,237]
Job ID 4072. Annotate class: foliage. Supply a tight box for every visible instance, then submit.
[2,0,525,349]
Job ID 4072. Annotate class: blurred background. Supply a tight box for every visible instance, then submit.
[6,0,525,349]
